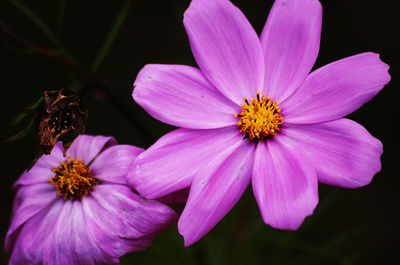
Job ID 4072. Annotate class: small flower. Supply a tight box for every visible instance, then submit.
[5,135,177,264]
[128,0,390,246]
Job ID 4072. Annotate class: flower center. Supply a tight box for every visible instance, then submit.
[235,92,283,141]
[49,157,97,200]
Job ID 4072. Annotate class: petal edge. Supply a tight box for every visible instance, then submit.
[282,52,391,124]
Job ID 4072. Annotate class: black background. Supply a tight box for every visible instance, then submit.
[0,0,398,264]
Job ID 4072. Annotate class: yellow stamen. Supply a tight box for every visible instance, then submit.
[49,157,97,200]
[235,92,283,141]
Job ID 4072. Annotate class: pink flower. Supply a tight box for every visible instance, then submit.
[5,135,177,265]
[127,0,390,246]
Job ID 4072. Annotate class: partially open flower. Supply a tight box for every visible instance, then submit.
[38,89,87,155]
[5,135,177,265]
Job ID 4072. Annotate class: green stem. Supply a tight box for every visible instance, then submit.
[57,0,67,32]
[91,0,132,73]
[223,189,253,265]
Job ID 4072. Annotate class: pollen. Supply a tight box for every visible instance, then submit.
[235,92,283,141]
[49,157,97,200]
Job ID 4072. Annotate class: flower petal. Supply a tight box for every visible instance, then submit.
[9,200,118,265]
[183,0,264,104]
[127,126,243,199]
[83,184,177,256]
[14,142,64,187]
[178,139,254,246]
[252,138,318,230]
[282,119,383,187]
[261,0,322,101]
[66,135,117,164]
[133,64,239,129]
[282,52,391,124]
[5,184,57,252]
[90,145,143,185]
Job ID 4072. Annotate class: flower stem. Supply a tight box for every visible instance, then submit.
[91,0,132,73]
[223,188,253,265]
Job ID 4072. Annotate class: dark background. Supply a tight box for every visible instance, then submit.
[0,0,398,264]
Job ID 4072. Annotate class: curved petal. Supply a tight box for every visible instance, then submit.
[282,119,383,187]
[66,135,117,164]
[90,145,143,185]
[252,138,318,230]
[282,52,391,124]
[83,184,177,257]
[14,142,64,187]
[127,126,244,199]
[5,184,57,252]
[178,140,254,246]
[9,200,118,265]
[261,0,322,101]
[133,64,239,129]
[183,0,264,104]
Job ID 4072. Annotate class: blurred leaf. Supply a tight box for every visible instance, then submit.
[320,228,359,253]
[300,188,338,231]
[4,114,37,143]
[11,96,44,126]
[9,0,59,46]
[3,40,35,55]
[11,113,30,127]
[57,0,66,32]
[65,76,83,93]
[12,96,44,113]
[9,0,76,62]
[91,0,132,73]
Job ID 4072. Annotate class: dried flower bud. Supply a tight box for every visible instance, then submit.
[38,89,87,155]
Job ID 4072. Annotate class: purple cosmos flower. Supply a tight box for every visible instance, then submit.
[127,0,390,246]
[5,135,177,265]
